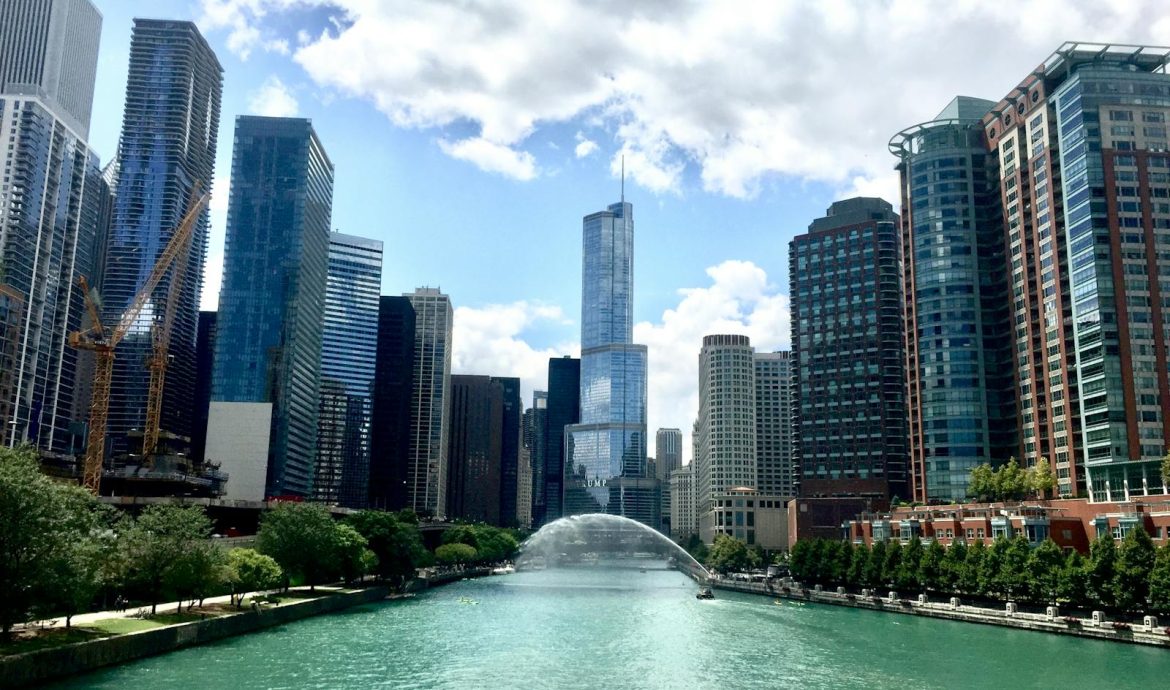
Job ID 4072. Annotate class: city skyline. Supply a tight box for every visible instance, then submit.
[76,3,1170,459]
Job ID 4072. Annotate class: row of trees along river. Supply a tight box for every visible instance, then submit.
[0,446,521,640]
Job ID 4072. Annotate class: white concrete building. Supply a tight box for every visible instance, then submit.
[754,351,796,498]
[204,402,272,502]
[670,464,695,540]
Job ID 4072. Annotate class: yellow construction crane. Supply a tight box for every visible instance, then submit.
[70,186,209,493]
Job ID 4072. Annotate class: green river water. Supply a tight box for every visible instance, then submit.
[56,563,1170,689]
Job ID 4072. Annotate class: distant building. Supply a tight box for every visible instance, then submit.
[669,464,695,540]
[211,116,333,498]
[655,428,683,480]
[754,351,796,497]
[494,376,522,526]
[541,356,579,525]
[191,311,216,464]
[704,487,789,551]
[527,391,547,522]
[891,96,1018,503]
[315,232,382,507]
[104,19,222,456]
[517,406,535,530]
[404,287,453,518]
[446,375,503,525]
[369,296,415,511]
[789,198,908,502]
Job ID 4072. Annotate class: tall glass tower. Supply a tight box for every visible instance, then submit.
[564,198,653,525]
[104,19,221,455]
[212,116,333,498]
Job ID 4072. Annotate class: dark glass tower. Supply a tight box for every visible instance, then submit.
[104,19,222,455]
[190,310,216,463]
[493,376,521,526]
[369,296,415,511]
[211,116,333,498]
[790,198,908,502]
[446,375,503,525]
[891,97,1019,502]
[541,355,579,525]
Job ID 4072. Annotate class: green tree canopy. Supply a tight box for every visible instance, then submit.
[1149,544,1170,613]
[1027,458,1058,499]
[346,510,429,584]
[918,539,946,593]
[1116,527,1156,613]
[1088,534,1118,609]
[1025,539,1065,604]
[257,503,344,591]
[707,534,754,574]
[435,543,477,565]
[226,548,283,607]
[124,504,214,613]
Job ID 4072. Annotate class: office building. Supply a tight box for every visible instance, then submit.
[190,311,216,464]
[527,391,547,523]
[670,464,695,540]
[369,296,415,510]
[446,375,503,524]
[655,428,683,480]
[0,0,102,454]
[105,19,222,455]
[755,351,796,497]
[315,232,382,506]
[564,196,654,525]
[211,116,333,498]
[518,404,536,529]
[891,97,1019,502]
[405,287,453,517]
[495,376,522,526]
[695,334,757,541]
[541,356,579,525]
[789,198,908,502]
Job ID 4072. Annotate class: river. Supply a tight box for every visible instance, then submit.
[56,562,1170,689]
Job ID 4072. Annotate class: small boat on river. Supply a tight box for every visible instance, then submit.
[696,587,715,600]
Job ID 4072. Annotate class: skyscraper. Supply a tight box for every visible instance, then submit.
[405,287,453,517]
[190,310,216,464]
[494,376,522,526]
[211,116,333,498]
[564,196,653,525]
[315,232,382,506]
[541,355,579,526]
[446,375,503,524]
[695,334,757,537]
[790,198,908,502]
[105,19,222,456]
[891,97,1019,502]
[0,0,101,139]
[669,464,695,541]
[369,296,415,510]
[754,351,796,497]
[0,0,102,454]
[655,428,683,481]
[528,390,547,522]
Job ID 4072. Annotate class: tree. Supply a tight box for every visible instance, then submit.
[788,540,813,581]
[38,501,120,628]
[435,543,477,565]
[961,540,986,597]
[707,534,753,574]
[897,537,924,592]
[1088,534,1118,609]
[846,542,868,588]
[1059,550,1092,610]
[940,539,967,594]
[346,511,428,585]
[257,503,344,592]
[336,523,376,584]
[1115,527,1156,613]
[997,535,1031,601]
[918,539,946,594]
[996,458,1029,501]
[981,537,1009,599]
[1149,544,1170,613]
[1161,452,1170,491]
[124,504,215,614]
[881,540,902,589]
[1027,458,1057,499]
[168,540,228,610]
[225,548,283,607]
[968,464,995,502]
[1026,539,1065,605]
[862,540,886,589]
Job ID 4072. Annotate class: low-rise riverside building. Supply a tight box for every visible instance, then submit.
[845,496,1170,553]
[699,487,789,551]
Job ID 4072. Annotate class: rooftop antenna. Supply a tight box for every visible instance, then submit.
[621,154,625,203]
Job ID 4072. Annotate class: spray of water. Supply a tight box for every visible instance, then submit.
[517,513,710,578]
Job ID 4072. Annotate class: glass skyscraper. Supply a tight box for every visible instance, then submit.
[104,19,221,455]
[315,232,382,506]
[404,287,453,518]
[564,199,653,525]
[540,355,579,526]
[212,116,333,498]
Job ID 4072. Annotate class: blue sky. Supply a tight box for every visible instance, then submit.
[86,1,1170,457]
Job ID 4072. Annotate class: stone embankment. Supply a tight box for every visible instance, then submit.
[406,566,492,591]
[708,579,1170,648]
[1,587,389,689]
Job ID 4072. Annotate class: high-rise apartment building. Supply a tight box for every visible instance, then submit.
[669,464,695,540]
[518,404,537,529]
[446,375,503,524]
[755,351,796,497]
[211,116,333,498]
[695,334,757,542]
[369,296,415,510]
[790,198,908,502]
[0,0,102,454]
[564,197,653,525]
[315,232,382,506]
[982,44,1170,501]
[405,287,453,517]
[105,19,221,455]
[0,0,101,139]
[541,356,579,526]
[891,97,1019,502]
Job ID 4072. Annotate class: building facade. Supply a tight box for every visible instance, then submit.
[446,375,503,525]
[541,355,579,526]
[789,198,908,502]
[655,428,683,480]
[891,97,1020,502]
[104,19,222,456]
[701,488,789,551]
[315,232,382,506]
[527,390,547,523]
[669,464,695,540]
[495,376,522,526]
[404,287,453,517]
[754,351,796,498]
[190,310,216,464]
[369,296,415,511]
[211,116,333,498]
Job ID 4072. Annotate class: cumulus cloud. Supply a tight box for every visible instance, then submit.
[203,0,1168,195]
[247,76,299,117]
[438,137,538,181]
[453,301,578,405]
[635,260,790,462]
[574,132,598,158]
[198,0,306,60]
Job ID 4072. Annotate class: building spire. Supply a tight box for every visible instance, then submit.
[621,154,625,203]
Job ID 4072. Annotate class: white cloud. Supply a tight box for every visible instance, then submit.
[198,0,305,60]
[574,132,598,158]
[196,0,1170,197]
[453,301,577,405]
[438,137,538,181]
[247,76,299,117]
[635,260,789,462]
